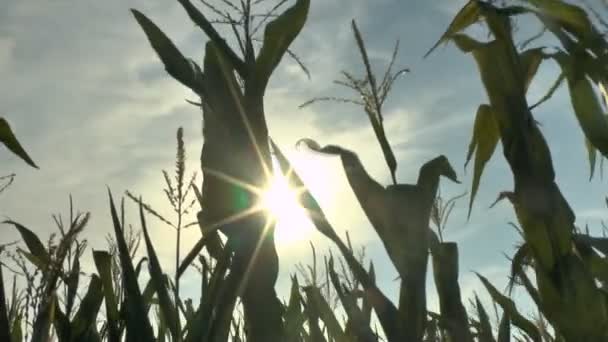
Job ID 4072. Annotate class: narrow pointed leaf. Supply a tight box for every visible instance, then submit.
[5,221,50,268]
[465,105,500,217]
[0,117,37,168]
[478,274,541,342]
[107,190,155,342]
[497,311,511,342]
[475,295,495,342]
[131,9,202,91]
[92,250,120,342]
[254,0,310,93]
[138,200,179,341]
[0,266,10,342]
[71,275,104,341]
[426,0,481,57]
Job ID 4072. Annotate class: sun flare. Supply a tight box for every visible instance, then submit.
[262,172,314,245]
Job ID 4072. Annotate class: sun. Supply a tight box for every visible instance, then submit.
[262,171,315,245]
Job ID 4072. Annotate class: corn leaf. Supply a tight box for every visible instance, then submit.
[431,242,473,342]
[524,0,592,40]
[497,311,511,342]
[477,274,541,342]
[107,190,155,342]
[138,200,180,341]
[425,0,481,57]
[253,0,310,94]
[131,9,202,92]
[465,104,500,217]
[0,266,10,342]
[475,295,495,342]
[564,63,608,158]
[519,48,545,93]
[5,221,50,268]
[31,295,55,342]
[0,117,37,168]
[92,250,120,342]
[303,286,347,342]
[70,275,104,341]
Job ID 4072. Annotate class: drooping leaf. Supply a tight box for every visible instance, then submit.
[586,138,597,180]
[138,199,180,341]
[477,274,541,342]
[5,221,50,268]
[253,0,310,94]
[425,0,481,57]
[465,104,500,217]
[107,190,155,342]
[519,47,545,93]
[524,0,592,40]
[0,117,37,168]
[131,9,202,92]
[563,63,608,158]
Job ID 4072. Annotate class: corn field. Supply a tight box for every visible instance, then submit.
[3,0,608,341]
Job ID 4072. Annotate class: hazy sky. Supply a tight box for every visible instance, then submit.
[1,0,608,320]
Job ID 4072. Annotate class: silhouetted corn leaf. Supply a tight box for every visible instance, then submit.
[138,199,180,341]
[431,242,473,342]
[5,220,50,268]
[497,311,511,342]
[303,286,347,342]
[107,190,155,342]
[0,117,37,168]
[31,294,55,342]
[475,295,495,342]
[285,276,306,342]
[0,266,10,342]
[70,275,104,341]
[327,257,376,342]
[175,0,246,76]
[574,234,608,255]
[254,0,310,94]
[465,104,500,217]
[131,10,203,92]
[425,0,481,57]
[477,274,541,342]
[92,250,120,342]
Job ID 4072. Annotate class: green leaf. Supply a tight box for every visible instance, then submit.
[524,0,592,40]
[131,9,202,92]
[0,117,37,168]
[425,0,481,57]
[92,250,120,342]
[519,47,545,93]
[107,189,155,342]
[586,137,597,180]
[465,105,500,217]
[138,199,180,341]
[253,0,310,94]
[477,274,541,342]
[564,68,608,159]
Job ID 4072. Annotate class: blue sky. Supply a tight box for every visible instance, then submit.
[1,0,608,325]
